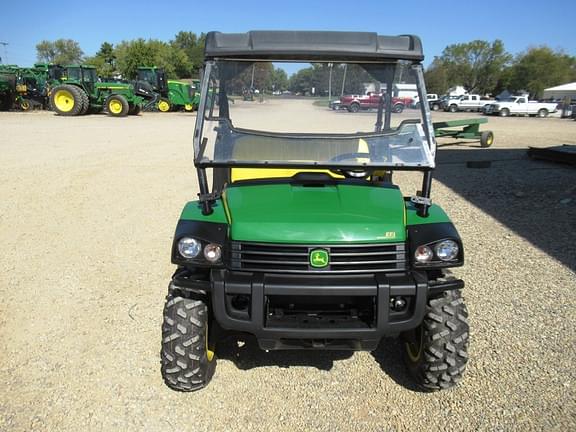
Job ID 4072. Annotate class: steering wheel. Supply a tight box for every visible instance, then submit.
[329,152,372,178]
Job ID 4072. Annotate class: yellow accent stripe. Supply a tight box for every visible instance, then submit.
[404,201,407,226]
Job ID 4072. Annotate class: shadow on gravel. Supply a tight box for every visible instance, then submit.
[216,335,353,371]
[370,337,423,392]
[433,144,576,271]
[217,334,425,392]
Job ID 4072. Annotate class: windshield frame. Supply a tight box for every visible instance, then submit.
[193,60,436,172]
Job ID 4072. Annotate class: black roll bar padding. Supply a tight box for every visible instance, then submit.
[197,167,213,215]
[417,171,433,217]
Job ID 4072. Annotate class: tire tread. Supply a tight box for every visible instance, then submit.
[161,294,215,392]
[404,289,469,391]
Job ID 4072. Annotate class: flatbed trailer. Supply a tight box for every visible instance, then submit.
[433,117,494,147]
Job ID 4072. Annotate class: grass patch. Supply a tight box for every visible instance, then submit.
[312,98,331,107]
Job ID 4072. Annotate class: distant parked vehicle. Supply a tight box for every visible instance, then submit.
[339,92,412,113]
[444,94,493,113]
[329,99,344,110]
[412,93,438,109]
[484,96,558,117]
[431,95,459,111]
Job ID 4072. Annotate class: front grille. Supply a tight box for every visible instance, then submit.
[229,242,406,274]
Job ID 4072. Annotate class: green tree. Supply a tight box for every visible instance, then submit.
[228,62,274,94]
[36,39,84,64]
[508,47,576,98]
[171,31,206,77]
[270,67,288,91]
[439,39,511,94]
[289,67,315,94]
[84,42,116,77]
[424,58,449,95]
[288,63,368,95]
[115,38,192,79]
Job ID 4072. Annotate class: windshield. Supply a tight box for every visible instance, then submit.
[137,69,156,85]
[67,67,81,81]
[195,60,435,169]
[83,68,96,83]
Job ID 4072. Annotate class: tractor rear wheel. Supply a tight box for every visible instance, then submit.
[157,98,171,112]
[128,104,141,115]
[402,289,469,391]
[78,90,90,115]
[106,95,129,117]
[50,85,84,116]
[161,294,217,392]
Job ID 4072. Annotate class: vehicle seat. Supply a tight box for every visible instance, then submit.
[230,137,369,182]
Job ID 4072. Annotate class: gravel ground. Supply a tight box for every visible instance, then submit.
[0,101,575,431]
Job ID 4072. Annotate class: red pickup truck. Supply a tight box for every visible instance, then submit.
[338,92,412,113]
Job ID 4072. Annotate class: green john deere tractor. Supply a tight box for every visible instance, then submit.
[49,65,143,116]
[136,66,197,112]
[0,67,17,111]
[162,31,470,393]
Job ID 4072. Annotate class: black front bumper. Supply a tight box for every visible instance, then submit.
[171,269,463,351]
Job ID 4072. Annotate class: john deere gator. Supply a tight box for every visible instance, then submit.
[161,31,470,393]
[49,65,143,116]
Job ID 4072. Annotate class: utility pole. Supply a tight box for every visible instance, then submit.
[0,42,8,64]
[328,63,333,104]
[341,63,347,96]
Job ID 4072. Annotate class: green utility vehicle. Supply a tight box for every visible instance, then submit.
[136,66,197,112]
[162,31,469,392]
[49,65,143,116]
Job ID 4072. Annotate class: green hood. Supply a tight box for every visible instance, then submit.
[224,183,406,244]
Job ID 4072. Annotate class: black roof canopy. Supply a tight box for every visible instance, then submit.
[204,31,424,62]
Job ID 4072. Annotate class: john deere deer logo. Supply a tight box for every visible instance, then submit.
[310,249,329,268]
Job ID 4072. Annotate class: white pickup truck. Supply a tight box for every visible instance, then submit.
[484,96,558,117]
[444,94,494,113]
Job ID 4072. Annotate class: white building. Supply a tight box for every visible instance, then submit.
[446,86,468,97]
[363,83,418,98]
[543,82,576,101]
[394,84,418,99]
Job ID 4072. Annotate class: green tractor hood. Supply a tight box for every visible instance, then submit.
[224,183,406,244]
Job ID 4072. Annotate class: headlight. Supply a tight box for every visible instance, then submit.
[435,240,459,261]
[178,237,201,259]
[414,245,433,263]
[204,243,222,263]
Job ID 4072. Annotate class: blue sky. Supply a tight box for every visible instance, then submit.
[1,0,575,71]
